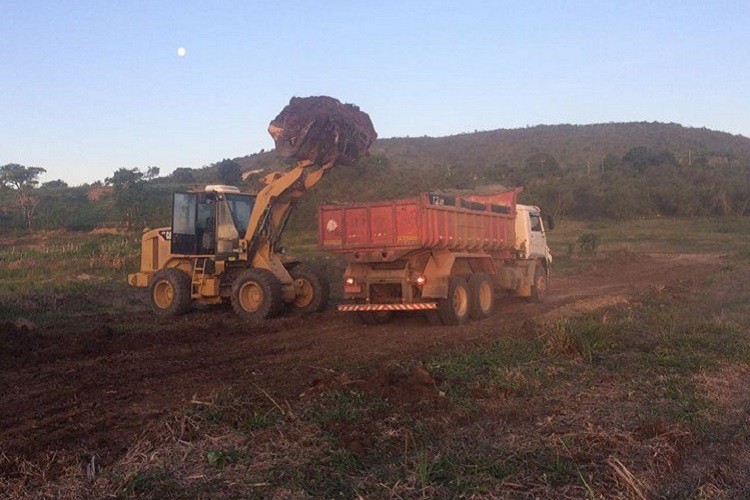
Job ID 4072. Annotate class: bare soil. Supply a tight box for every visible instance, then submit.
[0,252,721,478]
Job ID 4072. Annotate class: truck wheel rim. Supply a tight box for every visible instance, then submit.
[453,286,468,317]
[239,282,263,312]
[153,281,174,309]
[293,279,314,308]
[478,282,492,311]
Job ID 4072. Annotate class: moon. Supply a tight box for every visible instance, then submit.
[177,47,186,57]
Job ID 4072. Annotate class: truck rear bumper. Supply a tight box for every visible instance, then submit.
[338,303,437,312]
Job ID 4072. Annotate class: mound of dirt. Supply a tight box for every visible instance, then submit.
[268,96,377,168]
[0,322,43,367]
[362,365,441,405]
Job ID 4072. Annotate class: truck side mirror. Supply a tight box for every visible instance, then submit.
[546,215,555,231]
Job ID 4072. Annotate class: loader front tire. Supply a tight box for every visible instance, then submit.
[149,268,192,317]
[231,269,283,321]
[289,265,329,314]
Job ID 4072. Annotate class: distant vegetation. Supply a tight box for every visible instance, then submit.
[1,122,748,233]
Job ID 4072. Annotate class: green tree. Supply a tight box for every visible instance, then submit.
[106,167,146,228]
[42,179,68,189]
[215,159,242,186]
[170,167,196,184]
[144,166,161,180]
[0,163,47,228]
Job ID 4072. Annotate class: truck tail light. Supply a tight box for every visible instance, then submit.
[415,275,426,287]
[345,276,356,286]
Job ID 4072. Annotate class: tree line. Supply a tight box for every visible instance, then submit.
[2,142,748,233]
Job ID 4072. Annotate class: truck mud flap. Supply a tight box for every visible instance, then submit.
[338,303,438,312]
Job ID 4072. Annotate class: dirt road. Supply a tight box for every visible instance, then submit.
[0,252,719,475]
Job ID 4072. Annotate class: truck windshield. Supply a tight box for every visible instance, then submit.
[225,193,255,235]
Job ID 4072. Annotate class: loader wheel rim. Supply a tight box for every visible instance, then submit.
[238,282,264,312]
[153,281,174,309]
[452,286,469,317]
[293,279,314,308]
[478,281,492,311]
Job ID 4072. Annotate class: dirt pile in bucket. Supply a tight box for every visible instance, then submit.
[268,96,377,168]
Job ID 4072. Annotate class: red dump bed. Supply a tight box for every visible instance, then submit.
[318,189,520,255]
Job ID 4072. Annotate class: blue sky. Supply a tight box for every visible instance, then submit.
[2,1,749,185]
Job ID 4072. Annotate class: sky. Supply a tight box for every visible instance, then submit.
[2,1,749,186]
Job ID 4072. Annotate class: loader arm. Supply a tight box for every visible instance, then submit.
[241,162,332,266]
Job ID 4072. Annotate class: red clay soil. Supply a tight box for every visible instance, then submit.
[0,253,721,477]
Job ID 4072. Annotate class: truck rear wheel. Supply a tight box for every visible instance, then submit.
[289,265,329,314]
[358,310,393,325]
[149,268,192,317]
[469,273,495,319]
[433,276,471,326]
[530,262,549,302]
[231,269,283,320]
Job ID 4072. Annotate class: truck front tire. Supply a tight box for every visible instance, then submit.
[530,262,549,302]
[149,268,192,317]
[231,269,283,320]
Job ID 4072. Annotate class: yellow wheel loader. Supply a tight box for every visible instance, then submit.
[127,163,332,320]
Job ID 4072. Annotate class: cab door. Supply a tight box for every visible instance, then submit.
[171,193,198,255]
[527,211,547,259]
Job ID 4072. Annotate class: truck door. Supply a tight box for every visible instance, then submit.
[527,211,547,259]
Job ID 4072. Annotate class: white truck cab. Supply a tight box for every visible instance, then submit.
[515,204,553,266]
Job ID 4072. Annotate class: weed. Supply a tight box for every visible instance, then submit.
[120,469,187,499]
[205,448,242,468]
[543,317,610,362]
[308,390,367,425]
[577,233,601,254]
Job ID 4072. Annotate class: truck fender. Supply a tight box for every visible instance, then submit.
[421,250,455,299]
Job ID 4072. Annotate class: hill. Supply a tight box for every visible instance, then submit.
[231,121,750,177]
[2,122,748,233]
[371,122,750,172]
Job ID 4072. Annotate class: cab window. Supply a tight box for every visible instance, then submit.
[530,213,543,232]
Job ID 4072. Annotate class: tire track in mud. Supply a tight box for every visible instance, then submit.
[0,252,722,471]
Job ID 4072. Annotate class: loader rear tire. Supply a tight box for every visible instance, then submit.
[358,310,393,325]
[289,265,329,314]
[231,269,283,321]
[149,268,192,317]
[434,276,471,326]
[469,273,495,320]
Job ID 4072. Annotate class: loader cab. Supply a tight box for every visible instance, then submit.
[171,186,255,258]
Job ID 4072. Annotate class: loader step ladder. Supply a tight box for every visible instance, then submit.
[191,258,208,297]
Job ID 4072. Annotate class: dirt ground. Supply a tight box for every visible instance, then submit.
[0,252,721,480]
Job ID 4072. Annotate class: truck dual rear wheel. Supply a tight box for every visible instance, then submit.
[231,269,283,320]
[149,268,192,317]
[289,265,329,314]
[432,276,471,326]
[469,273,495,319]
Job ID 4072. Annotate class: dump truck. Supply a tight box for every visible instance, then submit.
[318,188,553,325]
[128,96,377,320]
